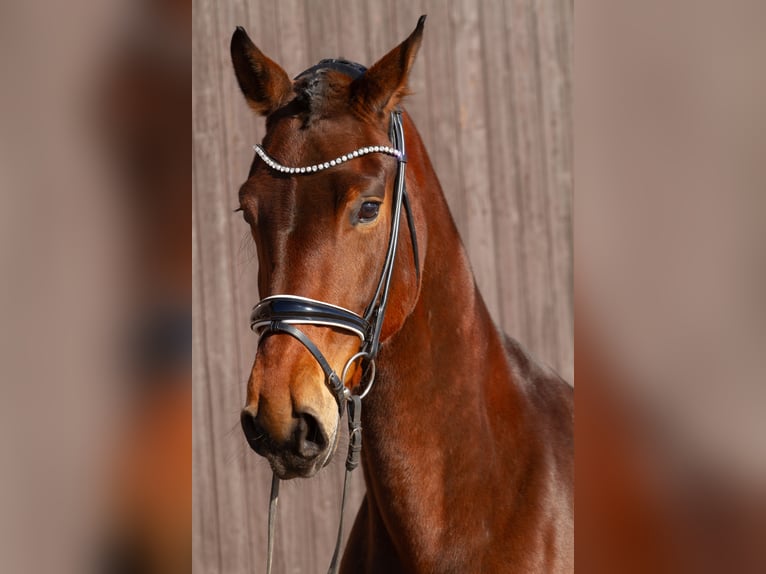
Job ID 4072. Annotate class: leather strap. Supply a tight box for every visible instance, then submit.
[402,190,420,284]
[266,473,280,574]
[363,110,408,359]
[265,321,346,408]
[251,296,369,341]
[326,396,362,574]
[266,397,363,574]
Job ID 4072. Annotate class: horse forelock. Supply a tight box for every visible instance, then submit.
[264,61,367,129]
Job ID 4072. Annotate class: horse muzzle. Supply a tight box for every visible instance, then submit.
[240,406,335,478]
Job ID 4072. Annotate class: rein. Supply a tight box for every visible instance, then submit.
[249,109,416,574]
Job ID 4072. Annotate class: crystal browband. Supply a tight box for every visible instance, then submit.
[253,143,404,175]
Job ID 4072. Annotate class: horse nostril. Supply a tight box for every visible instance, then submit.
[295,411,328,458]
[240,409,267,453]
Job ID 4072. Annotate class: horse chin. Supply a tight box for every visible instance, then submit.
[267,424,339,479]
[267,453,324,479]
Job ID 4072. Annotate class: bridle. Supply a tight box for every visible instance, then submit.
[246,60,419,574]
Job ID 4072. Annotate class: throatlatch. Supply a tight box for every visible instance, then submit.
[250,109,414,574]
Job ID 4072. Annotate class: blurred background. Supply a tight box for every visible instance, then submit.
[576,1,766,571]
[192,1,572,572]
[0,0,190,572]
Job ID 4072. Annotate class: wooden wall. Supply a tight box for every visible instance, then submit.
[193,0,572,571]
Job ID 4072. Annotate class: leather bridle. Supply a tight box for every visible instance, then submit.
[246,61,418,574]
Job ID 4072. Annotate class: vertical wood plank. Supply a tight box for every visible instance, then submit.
[277,0,310,76]
[503,0,555,365]
[535,0,573,380]
[193,0,259,571]
[193,159,221,572]
[363,0,395,64]
[421,0,463,226]
[478,0,528,343]
[391,1,430,146]
[192,2,224,572]
[336,0,371,65]
[451,0,501,320]
[304,0,341,61]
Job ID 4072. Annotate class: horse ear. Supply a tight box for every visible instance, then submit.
[351,15,426,115]
[230,27,292,116]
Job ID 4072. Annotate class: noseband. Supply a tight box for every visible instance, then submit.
[248,75,418,572]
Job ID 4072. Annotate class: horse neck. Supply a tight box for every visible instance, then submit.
[357,123,530,565]
[369,117,512,434]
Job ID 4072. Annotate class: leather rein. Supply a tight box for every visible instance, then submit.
[248,84,418,573]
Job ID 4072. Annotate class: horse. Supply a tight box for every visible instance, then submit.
[231,15,573,573]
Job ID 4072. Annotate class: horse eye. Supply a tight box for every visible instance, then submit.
[357,201,381,223]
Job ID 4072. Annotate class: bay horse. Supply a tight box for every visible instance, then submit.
[231,15,573,573]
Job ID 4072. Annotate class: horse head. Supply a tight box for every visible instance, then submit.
[232,18,426,479]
